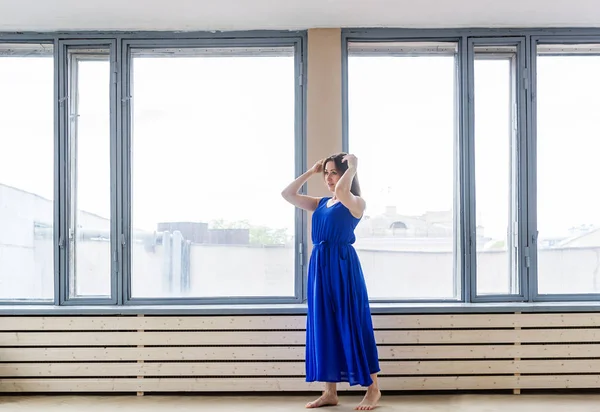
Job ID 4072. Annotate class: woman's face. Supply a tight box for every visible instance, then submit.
[323,160,341,192]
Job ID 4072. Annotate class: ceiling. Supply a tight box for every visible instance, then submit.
[0,0,599,32]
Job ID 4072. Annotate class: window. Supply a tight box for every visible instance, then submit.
[472,43,522,297]
[127,46,298,299]
[535,44,600,295]
[345,32,600,304]
[0,34,305,307]
[66,47,112,299]
[7,29,600,309]
[0,43,54,301]
[347,41,460,300]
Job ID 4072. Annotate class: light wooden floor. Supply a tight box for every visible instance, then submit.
[1,394,600,411]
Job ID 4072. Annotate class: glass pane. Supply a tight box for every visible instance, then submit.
[474,46,519,295]
[0,44,54,301]
[130,47,296,298]
[536,44,600,294]
[348,41,460,300]
[67,50,112,298]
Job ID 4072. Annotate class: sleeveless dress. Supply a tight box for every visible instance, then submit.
[305,197,380,387]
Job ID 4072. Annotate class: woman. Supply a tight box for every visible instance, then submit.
[281,153,381,410]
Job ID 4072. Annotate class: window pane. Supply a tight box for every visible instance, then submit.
[130,47,296,298]
[0,44,54,300]
[536,45,600,294]
[474,47,519,295]
[67,50,112,298]
[348,42,460,300]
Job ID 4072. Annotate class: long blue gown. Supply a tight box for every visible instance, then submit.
[305,197,380,387]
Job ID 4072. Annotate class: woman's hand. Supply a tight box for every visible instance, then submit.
[308,159,323,175]
[342,154,358,170]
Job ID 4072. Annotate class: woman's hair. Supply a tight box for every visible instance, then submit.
[322,152,362,197]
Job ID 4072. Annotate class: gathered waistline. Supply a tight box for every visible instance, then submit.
[313,240,353,247]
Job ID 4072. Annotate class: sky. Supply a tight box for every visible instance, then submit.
[1,45,600,245]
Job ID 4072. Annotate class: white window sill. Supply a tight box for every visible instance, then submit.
[2,301,600,315]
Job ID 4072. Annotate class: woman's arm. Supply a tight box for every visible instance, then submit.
[281,160,323,211]
[334,154,365,218]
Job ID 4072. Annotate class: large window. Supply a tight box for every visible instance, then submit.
[0,34,304,306]
[347,42,460,300]
[345,32,600,304]
[0,43,54,301]
[535,44,600,296]
[127,46,297,299]
[5,30,600,308]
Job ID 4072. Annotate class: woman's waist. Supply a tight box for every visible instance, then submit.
[312,239,355,247]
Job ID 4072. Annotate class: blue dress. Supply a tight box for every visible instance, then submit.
[305,197,380,387]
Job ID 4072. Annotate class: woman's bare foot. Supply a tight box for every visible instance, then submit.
[355,387,381,410]
[305,391,339,408]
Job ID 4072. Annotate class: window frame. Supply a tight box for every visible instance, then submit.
[0,40,56,305]
[342,28,600,305]
[529,35,600,302]
[120,37,307,305]
[0,31,307,307]
[60,40,118,305]
[467,37,528,303]
[342,37,465,304]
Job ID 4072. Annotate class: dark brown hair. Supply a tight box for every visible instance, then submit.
[322,152,362,197]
